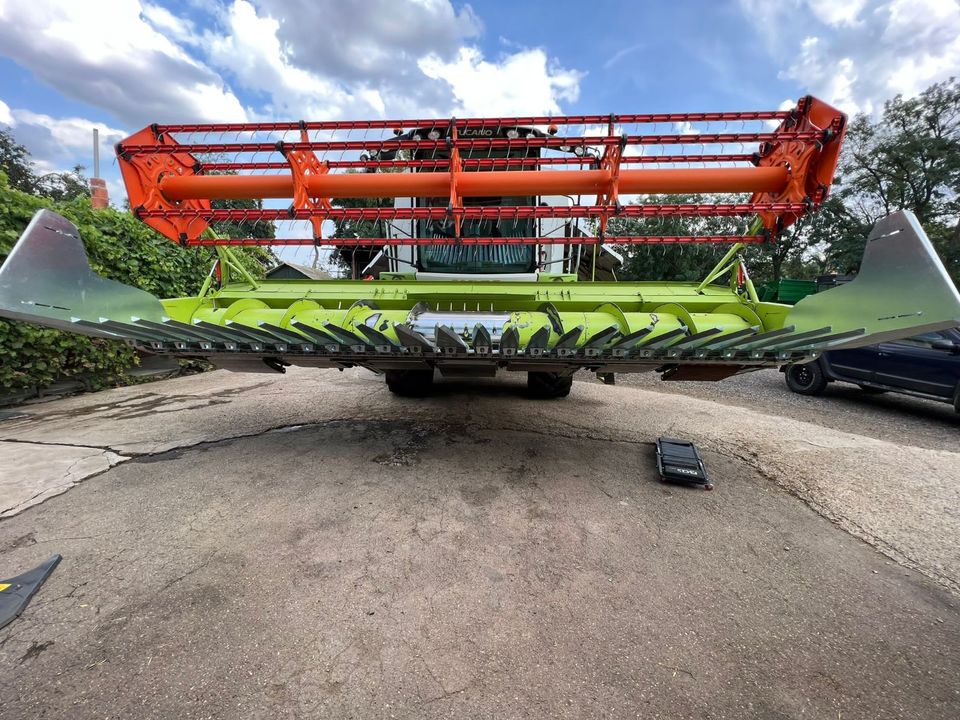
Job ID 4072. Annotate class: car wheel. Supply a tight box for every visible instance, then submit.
[857,384,887,394]
[785,361,828,396]
[953,383,960,414]
[527,371,573,399]
[385,369,434,397]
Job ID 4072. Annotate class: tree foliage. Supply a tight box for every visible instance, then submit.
[604,201,741,282]
[328,188,391,278]
[204,169,278,242]
[0,173,267,392]
[610,78,960,286]
[826,78,960,280]
[0,128,90,202]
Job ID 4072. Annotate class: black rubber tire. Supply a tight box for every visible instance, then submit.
[857,384,887,394]
[527,372,573,399]
[785,361,828,396]
[953,383,960,414]
[385,369,434,397]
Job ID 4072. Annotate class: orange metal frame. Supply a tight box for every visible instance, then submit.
[116,96,846,246]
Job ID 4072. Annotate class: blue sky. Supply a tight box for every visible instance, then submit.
[1,0,958,209]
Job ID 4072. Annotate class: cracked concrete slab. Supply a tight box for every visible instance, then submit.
[1,412,958,719]
[1,367,957,595]
[0,440,126,518]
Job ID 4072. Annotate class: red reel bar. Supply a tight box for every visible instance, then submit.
[138,202,808,222]
[187,234,768,247]
[119,130,823,157]
[117,96,846,245]
[152,109,794,135]
[197,154,757,172]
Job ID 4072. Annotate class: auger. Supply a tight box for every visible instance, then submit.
[1,96,958,398]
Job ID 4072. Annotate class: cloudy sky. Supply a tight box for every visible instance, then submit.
[0,0,958,207]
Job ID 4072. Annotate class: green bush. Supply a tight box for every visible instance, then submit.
[0,175,264,392]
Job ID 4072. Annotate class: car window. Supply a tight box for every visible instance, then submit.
[894,332,945,349]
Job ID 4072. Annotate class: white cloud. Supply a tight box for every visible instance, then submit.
[419,47,582,117]
[806,0,868,27]
[141,2,198,45]
[205,0,382,119]
[11,110,125,154]
[255,0,482,84]
[0,0,586,209]
[0,0,246,125]
[739,0,960,116]
[0,0,584,128]
[3,107,126,175]
[203,0,582,120]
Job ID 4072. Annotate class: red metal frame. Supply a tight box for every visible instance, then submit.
[116,97,846,246]
[189,235,770,247]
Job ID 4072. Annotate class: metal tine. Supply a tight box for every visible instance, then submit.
[499,326,520,355]
[436,325,469,354]
[472,324,492,354]
[258,322,315,345]
[356,324,398,350]
[667,327,723,348]
[699,326,758,349]
[609,326,652,350]
[290,321,343,346]
[133,318,204,342]
[162,319,241,349]
[785,328,866,351]
[524,326,552,357]
[224,320,289,345]
[84,319,170,343]
[635,327,687,349]
[323,322,369,348]
[394,323,435,353]
[554,325,584,349]
[714,325,795,349]
[583,325,620,348]
[130,318,211,350]
[554,326,583,357]
[158,317,227,341]
[190,320,254,345]
[212,321,277,346]
[580,325,620,358]
[745,326,831,350]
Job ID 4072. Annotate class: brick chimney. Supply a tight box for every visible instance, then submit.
[90,177,109,209]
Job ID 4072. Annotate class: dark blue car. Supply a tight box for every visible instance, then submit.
[783,328,960,413]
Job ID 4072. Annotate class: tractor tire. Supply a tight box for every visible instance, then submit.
[785,360,828,396]
[385,369,434,397]
[527,371,573,399]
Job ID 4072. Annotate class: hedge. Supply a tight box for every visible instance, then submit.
[0,173,265,392]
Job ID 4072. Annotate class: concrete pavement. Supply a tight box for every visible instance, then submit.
[2,367,958,591]
[0,368,958,718]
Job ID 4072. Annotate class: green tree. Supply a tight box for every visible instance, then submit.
[828,78,960,281]
[605,207,736,282]
[328,192,391,278]
[35,164,90,202]
[0,128,39,193]
[0,129,91,202]
[0,172,270,392]
[603,195,801,285]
